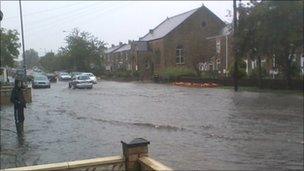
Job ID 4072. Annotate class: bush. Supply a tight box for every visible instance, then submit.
[290,62,301,79]
[113,70,132,78]
[200,70,221,79]
[159,67,196,81]
[228,60,247,79]
[249,67,267,79]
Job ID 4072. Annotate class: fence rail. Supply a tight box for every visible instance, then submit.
[1,139,172,171]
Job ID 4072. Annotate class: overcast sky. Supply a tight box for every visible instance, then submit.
[1,1,233,59]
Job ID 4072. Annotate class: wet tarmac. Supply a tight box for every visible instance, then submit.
[1,81,303,170]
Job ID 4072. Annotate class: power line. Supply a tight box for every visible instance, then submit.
[23,2,123,35]
[4,2,81,20]
[2,1,105,37]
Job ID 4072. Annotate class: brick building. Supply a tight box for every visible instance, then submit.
[131,5,228,78]
[106,5,234,79]
[105,44,124,71]
[205,24,233,77]
[112,43,132,71]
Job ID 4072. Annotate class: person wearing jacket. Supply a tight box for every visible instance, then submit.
[10,80,26,127]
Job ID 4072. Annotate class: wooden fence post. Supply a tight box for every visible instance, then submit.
[121,138,150,171]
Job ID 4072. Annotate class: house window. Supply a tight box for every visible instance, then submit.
[216,59,220,70]
[176,45,184,64]
[216,39,221,54]
[201,21,206,27]
[145,60,150,69]
[272,56,276,68]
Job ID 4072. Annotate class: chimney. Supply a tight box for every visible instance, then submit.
[149,29,153,34]
[128,40,132,44]
[119,42,123,46]
[111,44,115,47]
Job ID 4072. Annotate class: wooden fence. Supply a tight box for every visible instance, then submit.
[1,138,172,171]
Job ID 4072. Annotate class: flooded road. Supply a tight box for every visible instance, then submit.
[1,81,303,170]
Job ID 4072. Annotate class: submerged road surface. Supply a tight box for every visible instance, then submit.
[1,81,303,170]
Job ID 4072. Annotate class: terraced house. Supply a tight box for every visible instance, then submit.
[105,44,124,71]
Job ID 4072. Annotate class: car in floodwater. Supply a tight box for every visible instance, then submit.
[46,73,57,82]
[58,72,71,81]
[81,72,97,84]
[32,74,50,88]
[68,75,93,89]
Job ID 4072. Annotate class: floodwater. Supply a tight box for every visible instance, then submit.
[1,81,303,170]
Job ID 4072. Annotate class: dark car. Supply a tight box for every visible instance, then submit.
[46,73,57,82]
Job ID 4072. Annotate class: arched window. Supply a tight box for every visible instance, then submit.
[176,45,184,64]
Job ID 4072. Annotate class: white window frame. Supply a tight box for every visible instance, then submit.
[176,46,184,64]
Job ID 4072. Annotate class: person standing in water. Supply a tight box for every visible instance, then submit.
[10,79,26,131]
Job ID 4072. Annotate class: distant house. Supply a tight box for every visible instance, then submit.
[205,24,233,77]
[104,44,124,71]
[112,43,132,71]
[129,5,226,79]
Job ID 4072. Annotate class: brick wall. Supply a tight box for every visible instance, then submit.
[160,6,225,72]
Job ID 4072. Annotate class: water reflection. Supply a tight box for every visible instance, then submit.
[16,124,25,146]
[1,81,303,170]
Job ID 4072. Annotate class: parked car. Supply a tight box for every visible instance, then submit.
[82,72,97,84]
[59,72,71,81]
[69,75,93,89]
[46,73,57,82]
[70,72,83,78]
[32,74,50,88]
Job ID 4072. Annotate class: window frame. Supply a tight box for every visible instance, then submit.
[176,46,185,65]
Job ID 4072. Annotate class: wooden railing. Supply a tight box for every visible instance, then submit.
[139,157,173,171]
[2,156,124,171]
[1,138,172,171]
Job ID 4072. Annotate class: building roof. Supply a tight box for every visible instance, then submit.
[133,41,148,51]
[113,44,131,53]
[105,45,123,54]
[139,7,199,41]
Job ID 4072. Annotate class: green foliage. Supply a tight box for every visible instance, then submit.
[0,28,20,67]
[249,67,267,79]
[64,28,106,72]
[113,70,132,78]
[37,28,106,74]
[24,49,39,68]
[159,67,196,80]
[290,61,301,78]
[236,1,303,81]
[228,60,247,79]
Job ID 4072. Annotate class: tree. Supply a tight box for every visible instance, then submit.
[63,28,106,72]
[0,28,20,67]
[23,49,39,68]
[236,1,303,89]
[38,51,56,72]
[37,28,106,74]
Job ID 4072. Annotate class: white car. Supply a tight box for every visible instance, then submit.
[69,75,93,89]
[59,73,71,81]
[82,73,97,84]
[32,74,50,88]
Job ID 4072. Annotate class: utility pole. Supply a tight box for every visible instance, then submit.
[19,0,26,79]
[233,0,239,91]
[0,0,2,21]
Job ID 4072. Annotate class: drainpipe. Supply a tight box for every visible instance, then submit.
[225,35,228,77]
